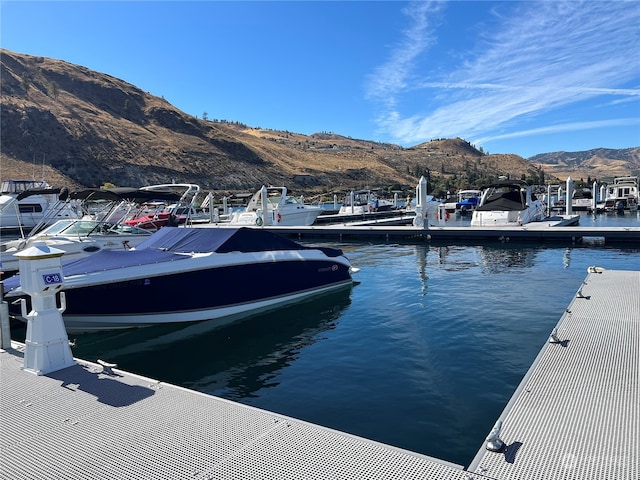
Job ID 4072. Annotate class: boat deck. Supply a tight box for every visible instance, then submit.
[1,269,638,479]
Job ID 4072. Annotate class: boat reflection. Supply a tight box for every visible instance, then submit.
[476,243,539,273]
[425,243,539,275]
[65,287,353,399]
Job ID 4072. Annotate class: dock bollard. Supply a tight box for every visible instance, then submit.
[14,241,75,375]
[485,420,506,452]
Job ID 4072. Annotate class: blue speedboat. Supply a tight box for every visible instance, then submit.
[5,227,354,333]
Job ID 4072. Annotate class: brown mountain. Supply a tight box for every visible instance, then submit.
[1,49,632,198]
[528,148,640,183]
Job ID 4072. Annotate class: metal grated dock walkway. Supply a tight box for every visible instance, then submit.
[1,269,638,479]
[470,268,639,479]
[0,346,467,479]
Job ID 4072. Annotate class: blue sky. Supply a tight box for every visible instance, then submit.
[2,1,639,158]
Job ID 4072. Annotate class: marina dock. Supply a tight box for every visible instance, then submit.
[469,268,639,479]
[1,268,638,478]
[256,215,640,244]
[0,344,468,479]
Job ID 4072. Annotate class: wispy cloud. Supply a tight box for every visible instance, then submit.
[367,1,640,147]
[476,118,640,145]
[364,1,443,112]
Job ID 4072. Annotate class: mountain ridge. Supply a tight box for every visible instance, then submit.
[1,49,637,198]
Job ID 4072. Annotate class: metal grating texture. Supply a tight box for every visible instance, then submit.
[471,269,639,480]
[1,346,469,480]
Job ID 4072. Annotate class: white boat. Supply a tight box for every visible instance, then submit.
[442,194,459,213]
[599,176,639,213]
[4,227,355,333]
[471,180,548,227]
[0,187,183,277]
[571,188,594,211]
[0,180,79,234]
[338,190,396,215]
[228,186,323,226]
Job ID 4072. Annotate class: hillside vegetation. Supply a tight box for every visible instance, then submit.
[1,49,637,199]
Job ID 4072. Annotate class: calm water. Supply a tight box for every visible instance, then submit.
[9,211,640,467]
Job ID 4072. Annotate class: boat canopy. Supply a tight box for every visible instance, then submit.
[68,188,182,203]
[476,181,528,212]
[15,187,66,201]
[134,226,334,254]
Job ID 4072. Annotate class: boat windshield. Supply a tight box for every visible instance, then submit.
[37,219,150,237]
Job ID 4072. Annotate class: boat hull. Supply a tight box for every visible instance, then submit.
[470,207,546,226]
[63,280,351,333]
[231,208,321,226]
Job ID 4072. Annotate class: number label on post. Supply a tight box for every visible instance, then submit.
[42,273,63,285]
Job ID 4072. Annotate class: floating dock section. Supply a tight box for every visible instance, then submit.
[0,346,468,479]
[1,269,638,479]
[470,268,639,479]
[256,215,640,244]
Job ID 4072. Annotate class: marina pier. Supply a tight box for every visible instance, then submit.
[1,267,638,479]
[259,216,640,244]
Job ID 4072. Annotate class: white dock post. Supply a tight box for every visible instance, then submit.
[412,176,429,228]
[349,191,355,214]
[333,194,338,211]
[565,177,574,215]
[558,186,564,209]
[592,182,598,212]
[0,284,10,350]
[260,185,269,226]
[15,242,75,375]
[206,192,215,223]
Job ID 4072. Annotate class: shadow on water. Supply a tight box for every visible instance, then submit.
[16,286,354,399]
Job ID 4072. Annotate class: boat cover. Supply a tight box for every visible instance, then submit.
[2,227,344,295]
[1,249,188,295]
[475,192,525,211]
[134,226,314,254]
[69,187,182,203]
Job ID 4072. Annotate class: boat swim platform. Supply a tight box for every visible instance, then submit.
[227,215,640,244]
[1,269,638,479]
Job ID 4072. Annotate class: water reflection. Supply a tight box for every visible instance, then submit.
[425,243,539,274]
[69,287,353,399]
[476,243,539,273]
